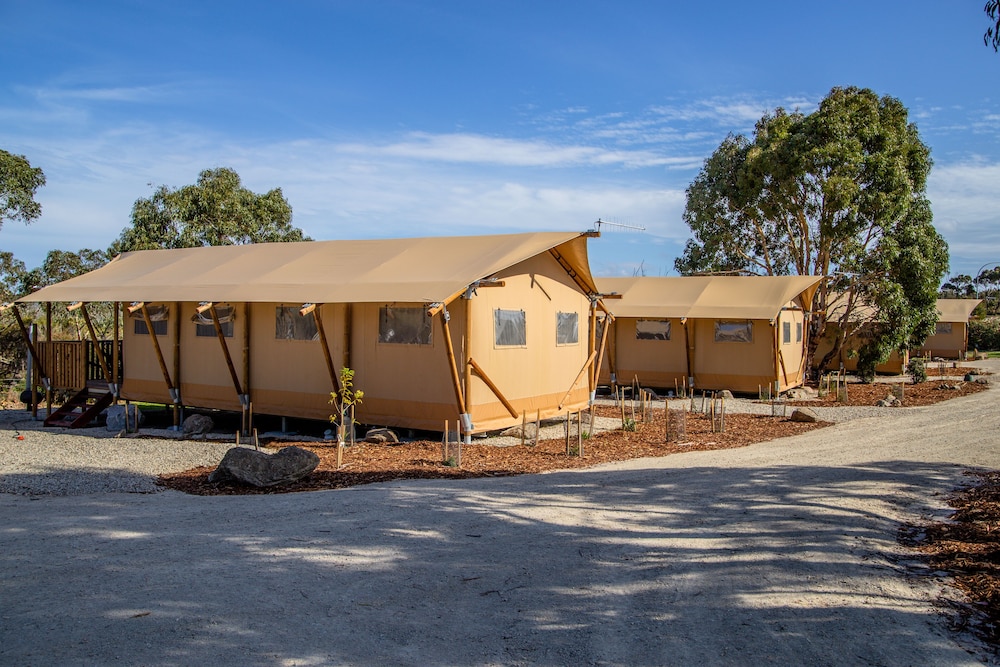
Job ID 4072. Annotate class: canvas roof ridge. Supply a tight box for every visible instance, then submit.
[18,230,595,305]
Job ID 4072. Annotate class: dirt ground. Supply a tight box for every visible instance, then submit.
[3,369,1000,666]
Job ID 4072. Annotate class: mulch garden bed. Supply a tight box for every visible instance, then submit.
[157,378,988,497]
[901,470,1000,647]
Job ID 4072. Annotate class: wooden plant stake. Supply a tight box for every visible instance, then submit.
[565,412,571,454]
[577,410,583,457]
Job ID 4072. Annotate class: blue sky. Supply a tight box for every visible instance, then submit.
[1,1,998,280]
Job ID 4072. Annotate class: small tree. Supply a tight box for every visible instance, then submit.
[330,367,364,445]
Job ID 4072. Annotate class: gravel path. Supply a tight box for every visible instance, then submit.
[0,383,913,496]
[1,361,999,665]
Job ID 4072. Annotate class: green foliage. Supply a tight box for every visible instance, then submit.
[109,167,309,254]
[970,317,1000,351]
[0,149,46,228]
[622,417,637,432]
[907,357,928,384]
[330,367,364,442]
[987,0,1000,51]
[676,86,948,374]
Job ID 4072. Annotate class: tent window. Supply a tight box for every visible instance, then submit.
[495,309,526,347]
[275,306,319,341]
[556,312,579,345]
[796,322,803,343]
[636,319,670,341]
[131,305,169,336]
[379,306,432,345]
[782,321,792,344]
[935,322,953,335]
[192,305,235,338]
[715,320,752,343]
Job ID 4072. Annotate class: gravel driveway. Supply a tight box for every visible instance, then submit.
[2,361,1000,665]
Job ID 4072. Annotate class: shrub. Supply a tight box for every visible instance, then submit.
[907,357,927,384]
[969,317,1000,352]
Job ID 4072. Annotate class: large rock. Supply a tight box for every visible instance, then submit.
[208,446,320,487]
[789,407,818,423]
[105,404,145,432]
[182,413,214,436]
[785,386,816,400]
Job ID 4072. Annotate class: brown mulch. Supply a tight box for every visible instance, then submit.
[790,378,989,407]
[901,470,1000,646]
[157,378,989,497]
[158,410,831,496]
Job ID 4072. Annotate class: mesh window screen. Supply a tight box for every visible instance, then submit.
[636,319,670,340]
[275,306,319,341]
[556,312,579,345]
[715,320,753,343]
[378,306,432,345]
[494,309,526,346]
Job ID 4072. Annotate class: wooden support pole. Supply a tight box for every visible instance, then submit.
[113,303,120,401]
[311,305,342,394]
[558,349,597,410]
[10,305,48,394]
[468,357,519,419]
[593,312,611,393]
[45,303,52,415]
[242,302,251,435]
[138,304,177,409]
[588,303,597,392]
[172,302,181,428]
[439,309,467,415]
[30,323,38,419]
[78,303,113,386]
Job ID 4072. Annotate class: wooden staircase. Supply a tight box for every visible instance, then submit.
[44,386,115,429]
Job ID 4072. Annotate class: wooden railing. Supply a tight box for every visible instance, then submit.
[33,340,123,390]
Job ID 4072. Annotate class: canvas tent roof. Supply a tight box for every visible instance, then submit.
[597,276,823,320]
[935,298,982,323]
[18,232,597,305]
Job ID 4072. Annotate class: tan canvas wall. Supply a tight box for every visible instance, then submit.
[690,318,777,394]
[601,317,688,391]
[776,308,807,389]
[918,323,969,359]
[469,252,592,431]
[348,301,464,432]
[121,302,179,405]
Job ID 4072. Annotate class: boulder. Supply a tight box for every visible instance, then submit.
[785,386,816,400]
[875,394,901,408]
[789,407,818,423]
[182,413,214,436]
[105,404,145,432]
[208,446,319,487]
[501,423,537,439]
[718,390,734,400]
[364,427,399,444]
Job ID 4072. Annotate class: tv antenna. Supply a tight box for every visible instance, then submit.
[592,218,645,233]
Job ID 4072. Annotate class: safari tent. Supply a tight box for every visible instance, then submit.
[595,275,823,395]
[814,297,982,374]
[812,298,908,375]
[15,232,604,438]
[916,298,982,359]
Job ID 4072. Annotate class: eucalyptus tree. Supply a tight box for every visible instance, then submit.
[109,167,308,254]
[0,149,46,229]
[676,87,949,378]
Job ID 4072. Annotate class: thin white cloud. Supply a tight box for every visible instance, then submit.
[337,132,681,168]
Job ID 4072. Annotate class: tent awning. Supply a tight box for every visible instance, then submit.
[597,275,823,321]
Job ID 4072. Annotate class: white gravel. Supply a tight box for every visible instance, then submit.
[0,386,918,496]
